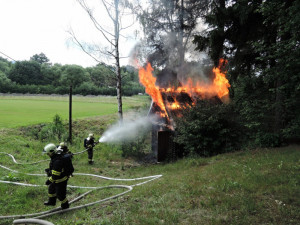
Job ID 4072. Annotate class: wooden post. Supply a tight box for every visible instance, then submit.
[69,85,72,144]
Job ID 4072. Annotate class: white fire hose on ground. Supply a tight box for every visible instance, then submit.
[13,218,54,225]
[0,151,162,224]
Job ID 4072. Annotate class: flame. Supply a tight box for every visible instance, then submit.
[212,58,230,98]
[179,59,230,99]
[138,63,168,117]
[138,59,230,118]
[169,99,181,110]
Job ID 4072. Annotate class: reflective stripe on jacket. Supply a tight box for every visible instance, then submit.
[47,154,69,183]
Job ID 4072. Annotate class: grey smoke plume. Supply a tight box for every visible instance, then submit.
[130,37,214,86]
[99,115,157,143]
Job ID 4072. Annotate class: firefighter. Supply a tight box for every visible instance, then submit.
[84,133,96,164]
[43,143,74,210]
[57,142,73,158]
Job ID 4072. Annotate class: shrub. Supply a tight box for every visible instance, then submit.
[255,132,282,148]
[174,98,243,157]
[121,134,149,158]
[73,82,99,96]
[39,114,67,142]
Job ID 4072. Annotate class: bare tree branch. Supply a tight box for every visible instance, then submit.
[101,0,116,22]
[71,0,136,121]
[67,29,102,64]
[77,0,115,44]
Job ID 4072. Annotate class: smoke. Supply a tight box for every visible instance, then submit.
[177,56,214,85]
[129,33,214,85]
[99,115,158,143]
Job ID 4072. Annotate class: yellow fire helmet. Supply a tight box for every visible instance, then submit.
[60,142,66,147]
[43,143,57,155]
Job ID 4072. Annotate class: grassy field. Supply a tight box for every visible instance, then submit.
[0,95,150,128]
[0,95,299,224]
[0,127,299,224]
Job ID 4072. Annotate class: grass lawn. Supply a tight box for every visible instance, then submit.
[0,129,299,225]
[0,95,150,128]
[0,94,299,224]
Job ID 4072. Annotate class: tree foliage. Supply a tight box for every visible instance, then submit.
[190,0,300,148]
[8,60,42,85]
[0,53,143,96]
[60,65,87,88]
[135,0,208,68]
[30,52,50,65]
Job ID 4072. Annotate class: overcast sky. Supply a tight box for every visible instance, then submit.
[0,0,139,67]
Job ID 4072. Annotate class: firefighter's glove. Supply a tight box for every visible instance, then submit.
[45,168,51,177]
[45,179,52,185]
[88,145,93,148]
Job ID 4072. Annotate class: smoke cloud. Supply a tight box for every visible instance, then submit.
[99,115,158,143]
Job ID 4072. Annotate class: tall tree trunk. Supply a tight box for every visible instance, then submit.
[114,0,123,121]
[116,53,123,121]
[178,0,184,66]
[177,0,185,87]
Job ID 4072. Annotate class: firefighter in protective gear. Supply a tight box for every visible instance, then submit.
[84,133,95,164]
[57,142,73,158]
[43,143,74,210]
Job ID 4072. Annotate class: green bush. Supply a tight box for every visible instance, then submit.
[54,86,69,95]
[121,135,149,158]
[38,85,56,94]
[255,132,282,148]
[123,83,145,96]
[73,82,99,96]
[174,99,243,157]
[39,114,67,142]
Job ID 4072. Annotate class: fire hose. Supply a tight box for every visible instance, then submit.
[0,142,98,165]
[0,150,162,224]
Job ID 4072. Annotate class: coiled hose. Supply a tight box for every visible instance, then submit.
[0,150,162,224]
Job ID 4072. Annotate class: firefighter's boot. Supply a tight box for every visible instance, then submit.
[44,197,56,206]
[61,200,69,210]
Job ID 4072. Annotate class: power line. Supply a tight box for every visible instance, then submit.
[0,50,16,62]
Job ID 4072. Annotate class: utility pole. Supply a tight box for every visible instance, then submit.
[69,85,72,144]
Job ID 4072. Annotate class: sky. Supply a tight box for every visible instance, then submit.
[0,0,139,67]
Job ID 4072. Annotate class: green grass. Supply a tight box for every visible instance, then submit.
[0,95,299,224]
[0,95,150,128]
[0,122,299,224]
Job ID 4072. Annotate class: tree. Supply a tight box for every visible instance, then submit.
[41,63,63,86]
[30,53,51,65]
[193,0,300,146]
[8,60,42,85]
[60,65,87,88]
[253,0,300,142]
[86,63,116,88]
[70,0,136,121]
[135,0,208,72]
[0,71,12,92]
[0,56,12,74]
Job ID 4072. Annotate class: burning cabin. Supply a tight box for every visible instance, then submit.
[139,60,230,162]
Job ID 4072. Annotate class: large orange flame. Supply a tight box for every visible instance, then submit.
[138,63,168,117]
[138,59,230,118]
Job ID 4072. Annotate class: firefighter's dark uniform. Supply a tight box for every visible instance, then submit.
[45,154,72,209]
[84,137,95,164]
